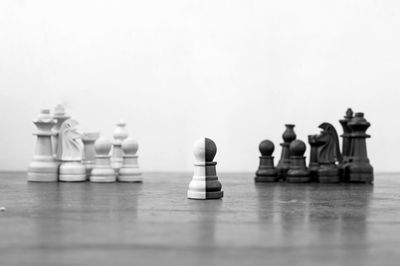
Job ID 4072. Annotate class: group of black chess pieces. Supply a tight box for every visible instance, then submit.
[255,108,373,184]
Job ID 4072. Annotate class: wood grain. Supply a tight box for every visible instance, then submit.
[0,172,399,266]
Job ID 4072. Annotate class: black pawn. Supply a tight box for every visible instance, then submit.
[286,140,311,183]
[277,124,297,180]
[255,140,278,182]
[347,113,374,184]
[308,135,321,182]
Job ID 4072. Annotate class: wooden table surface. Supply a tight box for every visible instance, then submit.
[0,172,399,266]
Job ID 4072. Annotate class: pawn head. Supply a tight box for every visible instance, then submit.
[95,137,112,156]
[193,137,217,162]
[289,139,306,157]
[122,138,139,155]
[259,140,274,156]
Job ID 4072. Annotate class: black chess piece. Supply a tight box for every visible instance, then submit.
[339,108,354,181]
[347,113,374,184]
[255,140,278,182]
[315,123,342,183]
[286,140,311,183]
[276,124,296,181]
[308,135,322,182]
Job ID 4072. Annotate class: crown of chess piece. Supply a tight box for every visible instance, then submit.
[52,104,70,158]
[82,132,100,180]
[315,122,342,183]
[276,124,297,181]
[90,137,116,182]
[118,138,142,182]
[347,113,374,184]
[111,119,129,172]
[255,140,278,182]
[286,139,311,183]
[187,137,223,200]
[56,119,86,182]
[27,109,59,182]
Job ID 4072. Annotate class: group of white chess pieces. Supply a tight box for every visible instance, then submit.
[27,104,142,183]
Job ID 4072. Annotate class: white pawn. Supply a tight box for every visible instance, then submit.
[187,137,223,200]
[111,119,129,172]
[82,132,100,179]
[118,138,142,182]
[27,109,58,182]
[90,138,116,182]
[56,119,86,182]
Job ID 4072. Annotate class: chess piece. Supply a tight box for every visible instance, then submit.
[315,123,342,183]
[90,138,116,182]
[52,104,70,158]
[276,124,297,180]
[255,140,278,182]
[118,138,142,182]
[347,113,374,183]
[56,119,86,182]
[308,135,323,182]
[27,109,58,182]
[187,138,223,200]
[111,119,129,172]
[339,108,354,182]
[82,132,100,179]
[286,140,311,183]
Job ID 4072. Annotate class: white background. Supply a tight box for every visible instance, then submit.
[0,0,398,172]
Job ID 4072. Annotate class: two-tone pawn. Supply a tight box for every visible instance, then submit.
[118,138,142,182]
[90,138,117,182]
[286,140,311,183]
[255,140,278,182]
[187,138,223,200]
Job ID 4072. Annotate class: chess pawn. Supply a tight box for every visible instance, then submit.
[255,140,278,182]
[82,132,100,179]
[187,138,223,200]
[118,138,142,182]
[308,135,322,182]
[52,104,70,158]
[111,119,129,172]
[90,138,116,182]
[286,140,311,183]
[276,124,297,180]
[347,113,374,184]
[57,119,86,182]
[27,109,59,182]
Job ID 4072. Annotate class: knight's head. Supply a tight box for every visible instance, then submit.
[56,119,83,161]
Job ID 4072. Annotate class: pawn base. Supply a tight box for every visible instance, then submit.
[319,176,340,183]
[90,176,116,182]
[187,190,223,200]
[254,175,279,182]
[118,175,142,183]
[286,176,310,183]
[59,174,86,182]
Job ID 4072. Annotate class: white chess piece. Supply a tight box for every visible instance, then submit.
[52,104,70,158]
[56,119,86,182]
[118,138,142,182]
[187,137,223,200]
[90,138,116,182]
[111,119,129,172]
[82,132,100,180]
[27,109,58,182]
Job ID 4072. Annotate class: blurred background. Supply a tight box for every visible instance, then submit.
[0,0,398,172]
